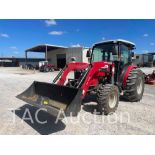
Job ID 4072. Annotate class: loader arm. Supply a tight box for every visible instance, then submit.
[56,62,89,85]
[54,61,114,98]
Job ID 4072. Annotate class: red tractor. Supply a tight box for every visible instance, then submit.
[39,64,55,72]
[17,39,144,117]
[145,70,155,85]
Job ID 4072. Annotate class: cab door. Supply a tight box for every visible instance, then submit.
[120,44,132,65]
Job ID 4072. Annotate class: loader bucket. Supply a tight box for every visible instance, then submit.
[16,81,82,117]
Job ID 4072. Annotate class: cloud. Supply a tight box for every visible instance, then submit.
[0,33,9,38]
[45,19,57,26]
[150,42,155,46]
[142,50,149,53]
[102,37,105,40]
[48,31,64,35]
[71,44,81,47]
[143,33,149,37]
[10,46,18,50]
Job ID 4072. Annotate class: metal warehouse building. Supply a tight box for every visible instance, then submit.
[26,44,89,68]
[133,52,155,67]
[0,57,44,67]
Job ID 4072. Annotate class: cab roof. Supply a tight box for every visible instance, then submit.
[94,39,136,49]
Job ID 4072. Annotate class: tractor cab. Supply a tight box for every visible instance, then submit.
[88,39,136,83]
[90,39,135,64]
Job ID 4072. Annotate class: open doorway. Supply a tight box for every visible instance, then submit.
[56,54,66,68]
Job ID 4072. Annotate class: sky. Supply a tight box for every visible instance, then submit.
[1,19,155,58]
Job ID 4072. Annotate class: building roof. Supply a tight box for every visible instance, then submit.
[146,52,155,55]
[26,44,67,52]
[94,39,136,48]
[136,52,155,55]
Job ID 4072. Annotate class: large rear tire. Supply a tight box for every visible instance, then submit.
[97,84,119,115]
[123,68,144,102]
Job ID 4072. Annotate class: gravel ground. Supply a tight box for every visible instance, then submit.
[0,67,155,135]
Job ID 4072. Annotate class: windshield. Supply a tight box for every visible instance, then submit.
[92,44,116,62]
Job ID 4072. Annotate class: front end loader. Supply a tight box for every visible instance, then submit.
[17,39,144,117]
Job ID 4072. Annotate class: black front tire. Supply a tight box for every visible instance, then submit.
[50,68,55,72]
[123,68,144,102]
[44,67,49,72]
[97,84,119,115]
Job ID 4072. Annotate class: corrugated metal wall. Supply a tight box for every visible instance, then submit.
[134,54,143,66]
[66,47,83,63]
[82,48,89,63]
[47,47,88,67]
[47,48,67,67]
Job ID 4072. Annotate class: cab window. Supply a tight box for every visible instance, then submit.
[120,44,131,64]
[92,44,114,62]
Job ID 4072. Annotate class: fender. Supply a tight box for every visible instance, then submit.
[81,61,113,98]
[122,65,137,87]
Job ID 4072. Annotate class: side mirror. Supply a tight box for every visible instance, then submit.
[131,52,135,57]
[86,49,91,57]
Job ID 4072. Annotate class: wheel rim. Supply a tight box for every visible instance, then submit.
[109,92,117,108]
[137,77,143,95]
